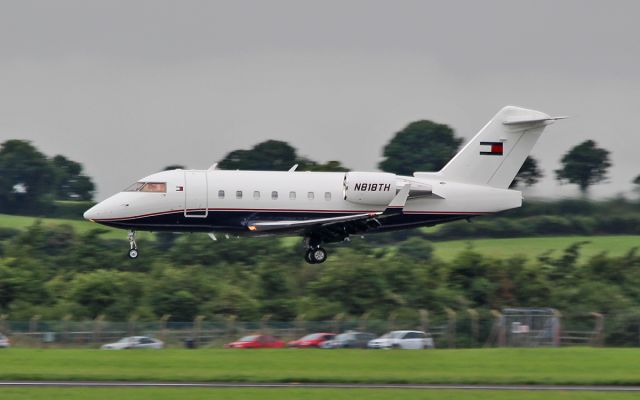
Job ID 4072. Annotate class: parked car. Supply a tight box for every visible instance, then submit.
[287,332,335,348]
[225,335,285,349]
[367,330,434,349]
[320,331,376,349]
[101,336,164,350]
[0,333,10,348]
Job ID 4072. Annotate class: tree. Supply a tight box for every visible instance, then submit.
[379,120,463,175]
[510,156,544,189]
[555,140,611,195]
[303,160,349,172]
[51,155,95,201]
[0,140,56,213]
[633,175,640,196]
[218,140,300,171]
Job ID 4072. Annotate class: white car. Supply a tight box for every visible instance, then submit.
[101,336,163,350]
[367,330,434,350]
[0,333,10,348]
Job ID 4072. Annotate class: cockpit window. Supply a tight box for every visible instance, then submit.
[124,182,166,193]
[140,182,166,193]
[124,182,145,192]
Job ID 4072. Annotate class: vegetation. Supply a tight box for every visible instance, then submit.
[0,140,94,214]
[378,120,462,175]
[1,348,640,385]
[555,140,612,195]
[0,218,639,340]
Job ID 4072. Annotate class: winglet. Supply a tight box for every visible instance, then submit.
[383,184,411,215]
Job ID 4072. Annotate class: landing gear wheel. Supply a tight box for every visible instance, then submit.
[305,249,315,264]
[310,247,327,264]
[127,230,139,259]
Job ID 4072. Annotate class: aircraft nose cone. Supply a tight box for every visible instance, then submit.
[83,204,99,221]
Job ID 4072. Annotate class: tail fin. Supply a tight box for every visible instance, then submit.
[421,106,563,188]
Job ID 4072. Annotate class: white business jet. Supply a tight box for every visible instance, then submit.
[84,106,563,263]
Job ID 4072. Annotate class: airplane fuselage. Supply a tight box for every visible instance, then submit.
[85,169,521,236]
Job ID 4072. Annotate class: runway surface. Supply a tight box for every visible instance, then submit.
[1,381,640,392]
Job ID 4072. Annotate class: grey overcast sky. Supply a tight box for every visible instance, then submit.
[0,0,638,200]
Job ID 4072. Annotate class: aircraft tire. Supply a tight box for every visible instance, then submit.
[128,249,139,259]
[304,249,316,264]
[311,247,327,264]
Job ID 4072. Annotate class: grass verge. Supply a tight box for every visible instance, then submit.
[0,348,639,385]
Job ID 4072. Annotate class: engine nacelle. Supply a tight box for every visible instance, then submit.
[343,172,397,206]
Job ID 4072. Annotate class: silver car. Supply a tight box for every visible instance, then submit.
[101,336,164,350]
[367,330,435,350]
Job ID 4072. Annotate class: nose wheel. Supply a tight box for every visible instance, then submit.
[128,230,139,259]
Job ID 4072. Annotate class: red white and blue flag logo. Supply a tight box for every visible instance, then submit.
[480,141,503,156]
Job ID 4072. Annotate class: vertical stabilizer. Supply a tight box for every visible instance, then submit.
[425,106,562,188]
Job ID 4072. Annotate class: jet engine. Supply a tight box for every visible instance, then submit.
[343,172,397,206]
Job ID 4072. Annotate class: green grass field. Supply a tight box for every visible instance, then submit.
[0,214,150,240]
[431,235,640,261]
[0,388,636,400]
[1,348,639,385]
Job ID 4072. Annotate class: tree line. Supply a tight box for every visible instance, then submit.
[0,221,639,344]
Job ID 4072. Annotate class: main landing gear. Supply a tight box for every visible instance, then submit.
[128,230,139,259]
[304,237,327,264]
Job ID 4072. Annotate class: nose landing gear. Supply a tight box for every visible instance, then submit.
[128,230,139,259]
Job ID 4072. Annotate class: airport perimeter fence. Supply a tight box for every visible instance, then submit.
[3,309,640,349]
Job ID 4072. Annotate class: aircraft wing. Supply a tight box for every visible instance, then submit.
[247,212,382,232]
[245,184,412,241]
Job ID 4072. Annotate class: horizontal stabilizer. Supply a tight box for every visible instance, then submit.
[503,116,568,126]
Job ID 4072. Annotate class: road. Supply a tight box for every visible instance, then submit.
[1,381,640,392]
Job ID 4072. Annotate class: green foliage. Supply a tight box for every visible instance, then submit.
[510,156,544,188]
[1,214,640,344]
[378,120,463,175]
[555,139,612,195]
[0,140,95,214]
[0,140,56,214]
[51,155,95,201]
[219,140,301,171]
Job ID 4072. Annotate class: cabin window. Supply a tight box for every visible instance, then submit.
[140,182,166,193]
[324,192,331,201]
[271,191,278,200]
[307,192,314,200]
[289,191,296,200]
[218,190,225,199]
[253,191,260,200]
[236,190,243,199]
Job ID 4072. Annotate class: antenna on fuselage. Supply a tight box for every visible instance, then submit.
[208,163,218,171]
[288,164,298,172]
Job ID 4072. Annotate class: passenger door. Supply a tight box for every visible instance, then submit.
[184,171,208,218]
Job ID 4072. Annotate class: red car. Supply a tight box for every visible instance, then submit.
[225,335,285,349]
[287,333,336,348]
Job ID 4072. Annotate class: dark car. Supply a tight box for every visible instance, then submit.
[287,333,335,348]
[225,334,286,349]
[320,331,376,349]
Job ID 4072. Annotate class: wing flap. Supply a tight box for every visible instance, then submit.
[247,212,381,232]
